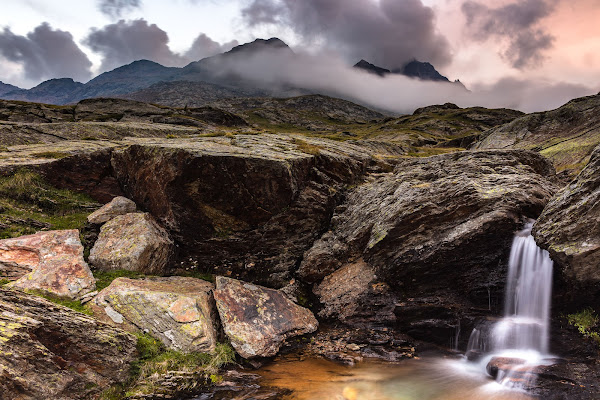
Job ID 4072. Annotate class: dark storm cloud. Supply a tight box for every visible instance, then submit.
[241,0,452,70]
[84,19,239,71]
[98,0,142,18]
[184,34,238,61]
[85,19,184,71]
[462,0,557,69]
[0,23,92,82]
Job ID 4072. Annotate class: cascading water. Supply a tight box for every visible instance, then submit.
[465,220,554,389]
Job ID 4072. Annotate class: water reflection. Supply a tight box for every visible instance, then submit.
[255,357,533,400]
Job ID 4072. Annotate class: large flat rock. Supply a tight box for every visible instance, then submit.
[92,276,220,353]
[214,276,318,358]
[0,288,137,400]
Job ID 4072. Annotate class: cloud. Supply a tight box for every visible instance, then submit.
[195,45,597,114]
[0,23,92,83]
[98,0,142,18]
[461,0,557,69]
[85,19,183,72]
[84,19,240,72]
[184,34,238,61]
[241,0,452,70]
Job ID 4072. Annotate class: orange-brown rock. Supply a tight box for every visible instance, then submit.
[1,230,96,299]
[214,276,318,358]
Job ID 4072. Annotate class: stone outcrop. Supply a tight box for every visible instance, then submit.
[300,150,557,344]
[87,196,136,224]
[0,230,96,299]
[0,288,137,400]
[533,144,600,301]
[89,212,173,274]
[110,135,380,287]
[92,277,219,353]
[213,276,318,358]
[473,93,600,178]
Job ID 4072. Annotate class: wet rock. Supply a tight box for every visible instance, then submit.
[89,212,173,274]
[91,276,219,353]
[0,288,137,400]
[1,230,96,299]
[87,196,137,225]
[213,276,318,358]
[533,144,600,293]
[300,150,557,342]
[486,357,527,379]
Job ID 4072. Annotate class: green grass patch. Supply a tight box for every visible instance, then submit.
[31,151,71,159]
[567,308,600,345]
[26,289,92,315]
[0,279,11,286]
[292,138,323,155]
[101,333,236,399]
[406,147,464,157]
[0,169,98,239]
[92,269,148,292]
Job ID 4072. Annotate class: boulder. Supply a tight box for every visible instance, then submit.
[89,212,173,274]
[533,144,600,287]
[91,276,219,353]
[87,196,136,225]
[299,150,557,343]
[213,276,318,358]
[109,136,379,287]
[0,230,96,299]
[0,288,137,400]
[313,259,394,323]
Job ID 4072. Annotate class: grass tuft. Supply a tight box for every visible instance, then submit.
[292,138,323,155]
[567,308,600,345]
[92,269,148,292]
[25,289,92,315]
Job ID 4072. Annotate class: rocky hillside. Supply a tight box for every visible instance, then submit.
[0,92,600,399]
[473,93,600,178]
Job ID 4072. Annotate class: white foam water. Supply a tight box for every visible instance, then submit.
[465,220,554,389]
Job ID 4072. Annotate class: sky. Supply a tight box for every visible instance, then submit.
[0,0,599,113]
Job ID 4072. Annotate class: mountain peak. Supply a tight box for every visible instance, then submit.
[397,60,450,82]
[226,37,292,55]
[353,59,391,77]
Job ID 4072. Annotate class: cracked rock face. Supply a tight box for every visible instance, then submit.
[0,230,96,300]
[213,276,318,358]
[92,276,220,353]
[0,288,137,400]
[534,143,600,287]
[89,212,173,274]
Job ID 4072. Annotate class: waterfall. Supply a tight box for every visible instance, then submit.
[465,220,554,388]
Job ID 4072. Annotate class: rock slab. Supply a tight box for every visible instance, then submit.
[0,230,96,299]
[89,212,173,274]
[0,288,137,400]
[213,276,318,358]
[534,143,600,284]
[87,196,137,224]
[92,276,219,353]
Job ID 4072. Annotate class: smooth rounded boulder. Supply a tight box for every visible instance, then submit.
[89,212,173,274]
[91,276,219,353]
[213,276,318,358]
[0,230,96,299]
